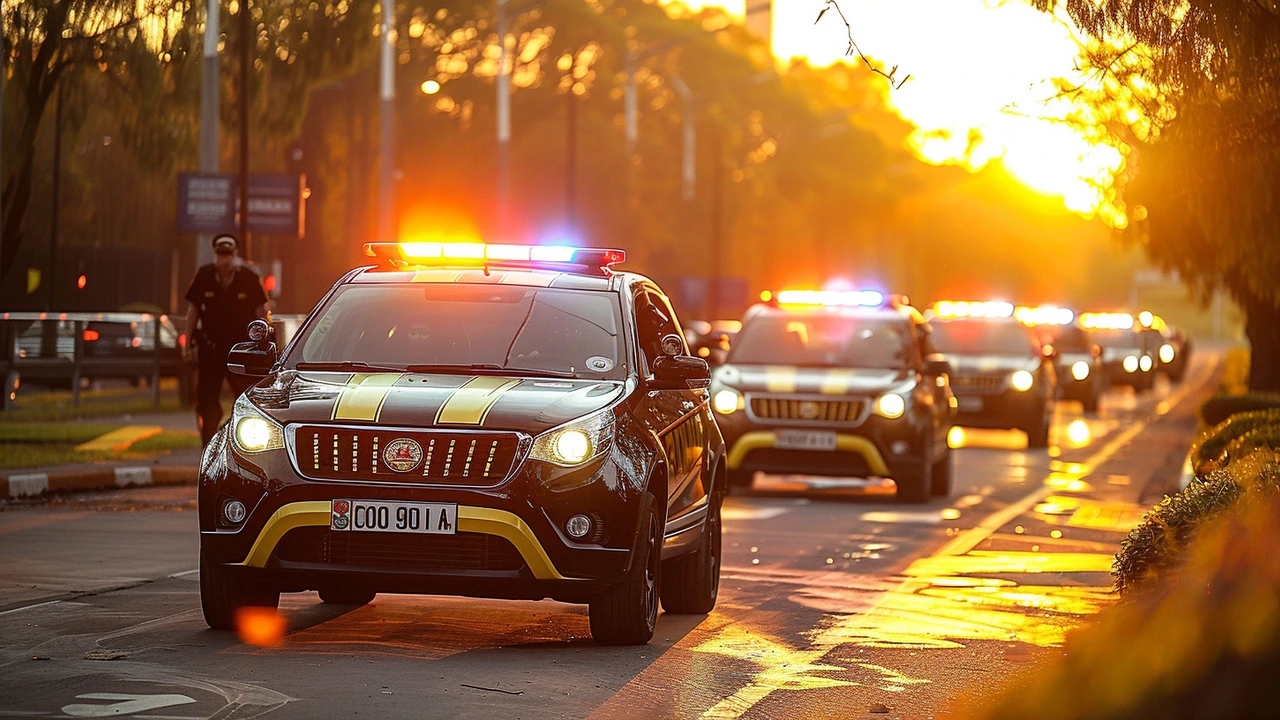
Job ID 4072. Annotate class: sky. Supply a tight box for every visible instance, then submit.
[676,0,1129,227]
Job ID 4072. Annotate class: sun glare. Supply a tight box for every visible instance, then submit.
[670,0,1130,225]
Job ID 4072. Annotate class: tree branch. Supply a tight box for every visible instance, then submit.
[816,0,911,89]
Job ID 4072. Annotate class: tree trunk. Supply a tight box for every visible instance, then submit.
[1242,288,1280,393]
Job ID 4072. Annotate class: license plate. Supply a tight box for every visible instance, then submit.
[957,396,984,412]
[331,499,458,535]
[775,430,837,451]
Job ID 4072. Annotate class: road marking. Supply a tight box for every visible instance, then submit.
[168,569,200,578]
[75,425,162,452]
[720,505,790,521]
[0,599,61,616]
[61,693,196,718]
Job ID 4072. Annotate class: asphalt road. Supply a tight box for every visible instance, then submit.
[0,356,1216,720]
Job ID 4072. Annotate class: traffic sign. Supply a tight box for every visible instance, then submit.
[177,173,306,238]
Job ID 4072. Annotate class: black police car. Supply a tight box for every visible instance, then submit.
[709,290,956,503]
[1020,308,1104,414]
[199,242,725,645]
[1082,313,1156,392]
[928,302,1057,448]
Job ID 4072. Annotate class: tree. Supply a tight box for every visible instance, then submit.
[1033,0,1280,391]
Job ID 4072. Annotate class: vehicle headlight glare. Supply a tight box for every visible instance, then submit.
[236,417,273,451]
[876,393,906,419]
[1123,355,1139,373]
[1160,344,1175,364]
[713,389,741,414]
[1011,370,1035,392]
[530,408,615,468]
[230,395,284,453]
[1140,355,1154,372]
[553,429,592,465]
[1071,361,1090,381]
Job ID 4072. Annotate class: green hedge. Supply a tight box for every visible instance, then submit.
[1190,408,1280,476]
[1199,391,1280,427]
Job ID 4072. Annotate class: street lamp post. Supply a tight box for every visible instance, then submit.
[377,0,396,244]
[196,0,219,272]
[496,0,511,232]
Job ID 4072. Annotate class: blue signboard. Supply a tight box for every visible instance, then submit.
[177,173,305,237]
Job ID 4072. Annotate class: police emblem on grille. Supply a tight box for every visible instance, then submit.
[382,438,424,473]
[799,401,820,419]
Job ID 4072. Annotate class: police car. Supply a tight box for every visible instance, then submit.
[709,290,956,503]
[1081,312,1156,392]
[1019,306,1105,414]
[199,242,725,645]
[927,301,1058,448]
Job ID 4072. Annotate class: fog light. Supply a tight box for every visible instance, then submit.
[566,514,592,539]
[223,499,247,525]
[1122,355,1139,373]
[891,441,910,456]
[1071,361,1090,381]
[1139,355,1154,372]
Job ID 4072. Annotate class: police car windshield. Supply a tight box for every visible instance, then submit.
[728,313,910,369]
[290,284,626,380]
[930,319,1039,357]
[1090,329,1142,348]
[1037,325,1092,353]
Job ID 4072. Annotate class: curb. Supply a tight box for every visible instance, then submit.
[0,465,200,499]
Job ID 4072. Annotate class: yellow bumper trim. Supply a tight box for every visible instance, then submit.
[235,501,574,580]
[725,430,891,477]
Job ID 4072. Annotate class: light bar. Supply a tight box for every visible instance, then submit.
[1079,312,1135,330]
[932,300,1015,319]
[1015,305,1075,326]
[774,289,885,308]
[363,242,623,272]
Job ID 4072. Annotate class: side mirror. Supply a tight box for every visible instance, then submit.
[923,356,952,377]
[228,320,277,377]
[652,355,711,390]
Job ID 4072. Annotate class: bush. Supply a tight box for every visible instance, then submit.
[971,489,1280,720]
[1199,391,1280,427]
[1189,408,1280,476]
[1112,451,1280,595]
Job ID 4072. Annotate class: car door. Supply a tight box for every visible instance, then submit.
[634,286,710,536]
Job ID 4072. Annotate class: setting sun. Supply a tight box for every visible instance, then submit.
[673,0,1130,226]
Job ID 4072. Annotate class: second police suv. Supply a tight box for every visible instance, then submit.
[199,241,725,645]
[708,290,957,503]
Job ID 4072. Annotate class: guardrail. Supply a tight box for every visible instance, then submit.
[0,312,312,411]
[1,311,187,410]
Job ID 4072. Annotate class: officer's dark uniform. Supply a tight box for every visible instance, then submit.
[185,263,269,444]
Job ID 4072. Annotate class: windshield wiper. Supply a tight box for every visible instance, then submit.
[295,361,406,373]
[405,363,580,379]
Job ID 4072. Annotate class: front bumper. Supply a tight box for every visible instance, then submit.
[199,429,647,603]
[952,388,1046,430]
[715,409,933,479]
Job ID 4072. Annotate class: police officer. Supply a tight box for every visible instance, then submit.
[184,234,269,444]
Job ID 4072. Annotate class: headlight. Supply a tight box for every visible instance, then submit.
[1139,355,1154,372]
[231,395,284,453]
[1123,355,1139,373]
[1159,344,1175,364]
[713,389,741,415]
[1071,361,1090,381]
[530,407,615,467]
[1011,370,1035,392]
[875,393,906,419]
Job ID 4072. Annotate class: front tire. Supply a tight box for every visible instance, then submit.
[661,491,721,614]
[590,504,661,645]
[894,461,930,504]
[931,448,953,497]
[200,552,280,631]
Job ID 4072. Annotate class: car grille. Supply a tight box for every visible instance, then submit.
[293,426,523,486]
[749,396,865,423]
[950,375,1005,392]
[274,527,526,572]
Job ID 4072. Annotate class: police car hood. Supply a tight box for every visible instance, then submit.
[247,370,623,435]
[715,364,909,395]
[941,354,1040,375]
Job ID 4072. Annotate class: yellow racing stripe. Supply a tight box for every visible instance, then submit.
[765,366,797,393]
[331,373,402,422]
[820,369,856,395]
[435,376,522,426]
